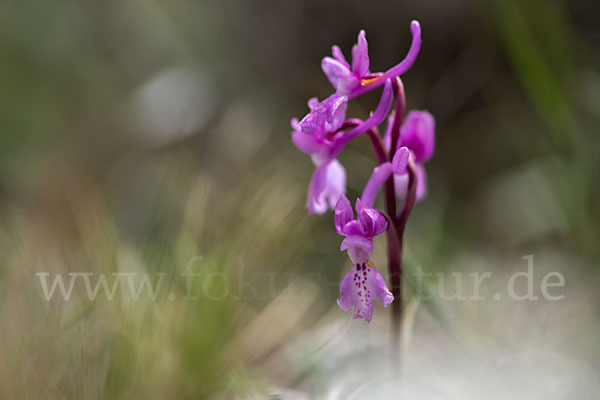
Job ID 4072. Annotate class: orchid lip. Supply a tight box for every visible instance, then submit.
[337,261,394,322]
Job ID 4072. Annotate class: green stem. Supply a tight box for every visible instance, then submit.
[384,78,416,365]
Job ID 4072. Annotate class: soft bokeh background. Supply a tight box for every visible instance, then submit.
[0,0,599,398]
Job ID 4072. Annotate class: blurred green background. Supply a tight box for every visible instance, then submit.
[0,0,599,398]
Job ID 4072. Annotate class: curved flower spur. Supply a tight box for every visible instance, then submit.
[290,21,436,326]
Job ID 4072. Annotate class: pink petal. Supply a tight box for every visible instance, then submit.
[340,235,372,264]
[394,172,408,199]
[393,162,428,202]
[334,195,354,235]
[382,114,394,152]
[341,220,364,237]
[392,146,410,174]
[351,30,369,77]
[358,205,387,238]
[291,131,322,155]
[400,110,435,162]
[360,162,393,209]
[331,45,350,69]
[337,264,394,323]
[321,57,358,94]
[299,93,348,135]
[306,160,346,215]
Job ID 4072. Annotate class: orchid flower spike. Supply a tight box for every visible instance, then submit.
[289,21,433,324]
[322,21,422,99]
[334,195,393,322]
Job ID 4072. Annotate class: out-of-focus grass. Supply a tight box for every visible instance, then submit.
[490,0,598,256]
[0,162,331,399]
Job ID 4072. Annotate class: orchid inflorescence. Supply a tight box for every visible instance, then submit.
[291,21,435,323]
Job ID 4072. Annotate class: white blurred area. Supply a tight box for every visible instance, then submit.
[128,66,217,147]
[234,252,600,400]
